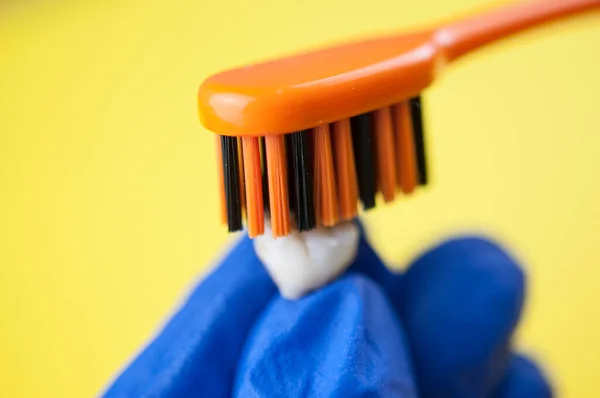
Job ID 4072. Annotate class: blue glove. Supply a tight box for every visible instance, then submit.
[103,223,553,397]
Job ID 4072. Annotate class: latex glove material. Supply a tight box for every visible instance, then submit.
[233,274,417,397]
[103,237,277,397]
[103,225,553,397]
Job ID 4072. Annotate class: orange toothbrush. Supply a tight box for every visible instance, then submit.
[198,0,599,238]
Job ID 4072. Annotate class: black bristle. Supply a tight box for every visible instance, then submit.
[259,137,270,214]
[350,113,377,210]
[285,134,297,217]
[221,135,243,232]
[290,130,315,231]
[409,96,428,185]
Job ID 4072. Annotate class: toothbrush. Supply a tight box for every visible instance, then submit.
[197,0,599,298]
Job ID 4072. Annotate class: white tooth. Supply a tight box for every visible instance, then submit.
[253,220,360,300]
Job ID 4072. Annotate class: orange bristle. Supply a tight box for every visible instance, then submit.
[331,119,358,221]
[242,137,264,238]
[393,102,418,194]
[215,97,427,236]
[214,97,427,237]
[373,107,397,203]
[313,124,339,227]
[215,135,227,225]
[265,135,291,237]
[237,138,247,218]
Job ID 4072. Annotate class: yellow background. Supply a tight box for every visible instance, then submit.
[1,0,599,396]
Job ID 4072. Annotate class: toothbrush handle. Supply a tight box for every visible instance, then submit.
[434,0,600,62]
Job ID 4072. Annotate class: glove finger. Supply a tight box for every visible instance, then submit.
[103,234,277,398]
[492,354,553,398]
[233,273,419,398]
[398,236,526,398]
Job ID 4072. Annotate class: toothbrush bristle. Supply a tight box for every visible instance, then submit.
[393,102,418,194]
[259,137,270,214]
[314,124,339,227]
[373,106,397,203]
[290,130,315,232]
[331,119,359,221]
[350,113,377,211]
[241,137,264,238]
[236,138,246,219]
[410,96,428,185]
[221,135,243,232]
[265,135,291,237]
[284,134,296,218]
[216,96,428,238]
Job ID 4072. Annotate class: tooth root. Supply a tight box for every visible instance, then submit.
[253,221,360,300]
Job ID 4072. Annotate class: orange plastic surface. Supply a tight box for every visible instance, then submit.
[198,0,599,137]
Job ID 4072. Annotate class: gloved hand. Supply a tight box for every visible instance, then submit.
[103,223,553,397]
